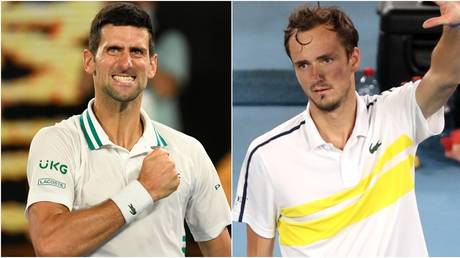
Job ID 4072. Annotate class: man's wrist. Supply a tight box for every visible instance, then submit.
[111,180,153,224]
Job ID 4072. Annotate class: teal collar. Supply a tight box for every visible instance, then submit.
[80,99,167,150]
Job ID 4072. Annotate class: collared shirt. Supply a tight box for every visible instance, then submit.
[233,81,444,257]
[26,99,230,256]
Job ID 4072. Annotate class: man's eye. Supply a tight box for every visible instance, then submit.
[132,49,143,56]
[298,63,308,69]
[322,57,333,63]
[107,48,120,54]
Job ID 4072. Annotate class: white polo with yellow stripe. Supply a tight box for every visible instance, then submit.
[26,99,230,256]
[233,80,444,256]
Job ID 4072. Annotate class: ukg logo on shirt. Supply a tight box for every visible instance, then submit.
[39,160,68,174]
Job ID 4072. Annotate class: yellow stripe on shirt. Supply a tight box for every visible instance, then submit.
[280,135,414,218]
[278,154,415,247]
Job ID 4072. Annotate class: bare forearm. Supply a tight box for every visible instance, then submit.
[430,25,460,86]
[29,200,124,256]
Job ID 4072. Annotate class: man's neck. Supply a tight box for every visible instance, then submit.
[92,96,144,151]
[310,93,357,150]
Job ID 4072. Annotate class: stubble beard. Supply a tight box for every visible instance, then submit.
[313,97,341,112]
[309,84,351,112]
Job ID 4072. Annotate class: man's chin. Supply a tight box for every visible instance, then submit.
[107,90,142,103]
[103,85,144,103]
[312,98,341,112]
[112,94,141,103]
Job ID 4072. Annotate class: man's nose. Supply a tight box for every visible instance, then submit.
[118,51,133,69]
[309,64,324,80]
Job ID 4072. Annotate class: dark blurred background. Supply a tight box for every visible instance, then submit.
[1,1,230,256]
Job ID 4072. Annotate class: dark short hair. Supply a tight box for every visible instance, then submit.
[89,2,155,56]
[284,4,358,59]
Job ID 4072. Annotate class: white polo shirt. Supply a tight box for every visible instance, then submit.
[26,99,230,256]
[233,81,444,256]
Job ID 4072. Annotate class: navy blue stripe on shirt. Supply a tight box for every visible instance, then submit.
[238,120,306,222]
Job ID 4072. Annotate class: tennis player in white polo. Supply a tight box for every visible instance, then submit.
[233,1,460,256]
[26,3,230,256]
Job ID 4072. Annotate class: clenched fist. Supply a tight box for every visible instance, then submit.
[138,148,180,201]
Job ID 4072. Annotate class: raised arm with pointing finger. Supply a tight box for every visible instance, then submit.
[417,1,460,118]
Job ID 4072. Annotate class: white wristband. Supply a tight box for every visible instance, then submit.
[111,180,153,224]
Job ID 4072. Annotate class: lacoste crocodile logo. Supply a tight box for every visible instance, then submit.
[128,204,137,215]
[369,140,382,154]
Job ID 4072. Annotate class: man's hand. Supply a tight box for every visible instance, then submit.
[138,148,180,201]
[423,1,460,29]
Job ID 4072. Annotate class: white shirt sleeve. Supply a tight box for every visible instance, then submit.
[232,144,277,239]
[185,140,231,242]
[26,126,77,216]
[379,80,445,144]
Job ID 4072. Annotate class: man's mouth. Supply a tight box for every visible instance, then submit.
[312,83,332,93]
[112,75,136,82]
[313,87,331,93]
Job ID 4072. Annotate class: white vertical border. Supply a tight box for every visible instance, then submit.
[230,0,235,257]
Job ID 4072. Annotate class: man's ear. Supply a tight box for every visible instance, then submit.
[147,53,158,79]
[350,47,361,72]
[83,49,96,75]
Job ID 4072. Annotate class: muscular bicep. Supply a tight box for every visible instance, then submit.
[417,70,457,118]
[197,228,231,257]
[28,202,70,252]
[28,201,69,225]
[247,225,275,257]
